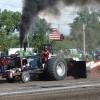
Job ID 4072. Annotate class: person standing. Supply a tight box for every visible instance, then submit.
[0,56,7,72]
[81,55,88,61]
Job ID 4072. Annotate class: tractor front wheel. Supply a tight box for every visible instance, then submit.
[21,71,30,83]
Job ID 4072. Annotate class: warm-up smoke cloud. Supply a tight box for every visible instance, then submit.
[19,0,100,48]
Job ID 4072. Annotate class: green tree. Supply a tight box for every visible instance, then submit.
[8,34,20,48]
[0,9,21,52]
[52,35,74,51]
[69,7,100,53]
[29,17,51,50]
[0,9,21,33]
[0,29,10,51]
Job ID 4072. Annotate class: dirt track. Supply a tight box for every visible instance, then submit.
[0,76,100,100]
[0,86,100,100]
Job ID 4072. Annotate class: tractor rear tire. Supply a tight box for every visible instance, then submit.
[21,71,30,83]
[46,57,67,81]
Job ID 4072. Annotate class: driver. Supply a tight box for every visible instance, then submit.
[41,46,50,63]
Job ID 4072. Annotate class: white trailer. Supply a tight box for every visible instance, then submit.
[8,48,34,55]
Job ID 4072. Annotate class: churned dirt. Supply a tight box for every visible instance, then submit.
[0,76,100,100]
[0,86,100,100]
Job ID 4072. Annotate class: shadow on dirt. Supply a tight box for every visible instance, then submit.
[0,75,46,84]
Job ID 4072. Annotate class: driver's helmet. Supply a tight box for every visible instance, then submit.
[44,46,48,51]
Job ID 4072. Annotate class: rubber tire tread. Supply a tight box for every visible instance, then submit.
[46,57,67,81]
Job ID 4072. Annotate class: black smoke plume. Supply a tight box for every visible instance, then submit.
[19,0,99,48]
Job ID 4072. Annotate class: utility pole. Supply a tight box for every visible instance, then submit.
[83,24,85,54]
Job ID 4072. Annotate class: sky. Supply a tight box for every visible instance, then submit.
[0,0,79,35]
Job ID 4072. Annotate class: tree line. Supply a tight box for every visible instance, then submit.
[0,7,100,54]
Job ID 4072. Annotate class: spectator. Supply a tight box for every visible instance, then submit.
[0,56,7,72]
[57,49,64,58]
[81,55,88,61]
